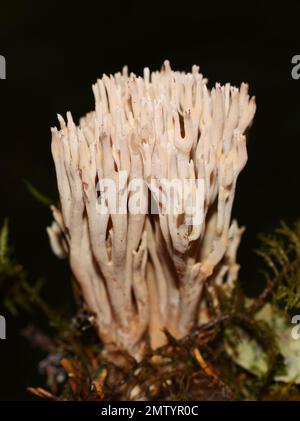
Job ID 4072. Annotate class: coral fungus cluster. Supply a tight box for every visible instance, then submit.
[47,61,256,360]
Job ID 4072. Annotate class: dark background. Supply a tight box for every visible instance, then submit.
[0,0,300,400]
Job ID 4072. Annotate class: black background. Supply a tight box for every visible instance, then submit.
[0,0,300,400]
